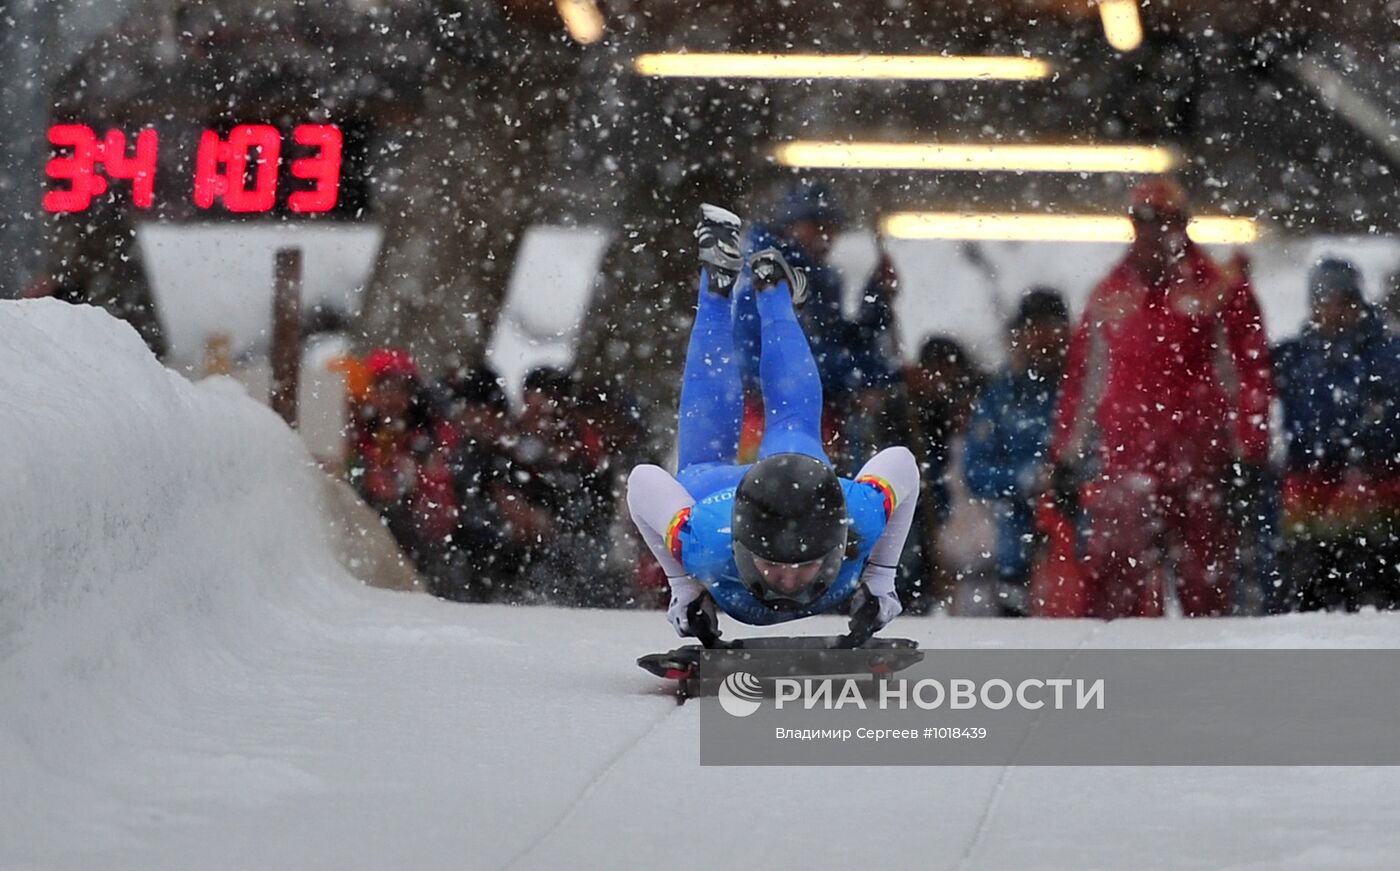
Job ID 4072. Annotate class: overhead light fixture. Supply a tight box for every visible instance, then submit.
[632,53,1052,81]
[880,212,1260,245]
[1182,216,1261,245]
[557,0,604,45]
[773,141,1179,174]
[1098,0,1144,53]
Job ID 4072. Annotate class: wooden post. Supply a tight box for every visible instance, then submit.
[270,248,303,428]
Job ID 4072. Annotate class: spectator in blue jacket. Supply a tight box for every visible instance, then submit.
[963,289,1071,616]
[737,183,900,469]
[1272,258,1400,611]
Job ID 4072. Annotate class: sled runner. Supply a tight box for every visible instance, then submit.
[638,636,923,703]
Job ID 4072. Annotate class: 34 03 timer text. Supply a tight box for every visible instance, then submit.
[44,123,343,214]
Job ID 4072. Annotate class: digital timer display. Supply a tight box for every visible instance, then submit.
[44,123,343,215]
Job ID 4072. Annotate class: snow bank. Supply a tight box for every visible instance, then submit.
[0,300,361,840]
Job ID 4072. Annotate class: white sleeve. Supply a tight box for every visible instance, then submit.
[854,446,920,595]
[626,464,697,583]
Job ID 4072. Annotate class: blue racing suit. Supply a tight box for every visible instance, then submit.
[664,269,896,625]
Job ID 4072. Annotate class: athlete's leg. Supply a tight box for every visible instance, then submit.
[754,278,828,462]
[730,237,767,464]
[676,268,744,471]
[731,257,763,397]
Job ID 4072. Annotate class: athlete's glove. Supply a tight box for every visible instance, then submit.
[849,584,902,635]
[667,575,717,640]
[842,568,902,649]
[748,248,810,307]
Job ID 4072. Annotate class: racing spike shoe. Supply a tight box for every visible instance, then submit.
[748,247,809,307]
[695,203,743,295]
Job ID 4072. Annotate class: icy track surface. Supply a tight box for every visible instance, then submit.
[4,300,1400,871]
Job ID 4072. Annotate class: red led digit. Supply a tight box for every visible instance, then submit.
[288,124,342,213]
[194,124,281,212]
[97,128,158,208]
[44,124,106,212]
[223,125,281,213]
[193,129,228,208]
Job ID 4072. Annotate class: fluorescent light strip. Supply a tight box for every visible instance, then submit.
[1099,0,1144,53]
[633,53,1052,81]
[557,0,605,45]
[773,141,1179,174]
[880,212,1260,245]
[1184,216,1261,245]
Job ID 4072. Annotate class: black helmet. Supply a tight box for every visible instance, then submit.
[732,453,848,611]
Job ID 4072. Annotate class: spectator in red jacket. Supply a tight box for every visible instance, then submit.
[349,348,461,590]
[1050,179,1274,618]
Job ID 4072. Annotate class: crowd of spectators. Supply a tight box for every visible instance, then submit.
[900,181,1396,618]
[346,178,1397,619]
[343,351,648,606]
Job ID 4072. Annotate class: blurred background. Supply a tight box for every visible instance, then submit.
[5,0,1397,613]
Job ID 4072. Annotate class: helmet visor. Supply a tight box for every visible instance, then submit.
[734,541,845,611]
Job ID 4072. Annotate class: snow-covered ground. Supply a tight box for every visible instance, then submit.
[4,300,1400,871]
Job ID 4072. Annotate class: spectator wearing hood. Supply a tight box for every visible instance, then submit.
[1272,258,1400,611]
[737,183,901,467]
